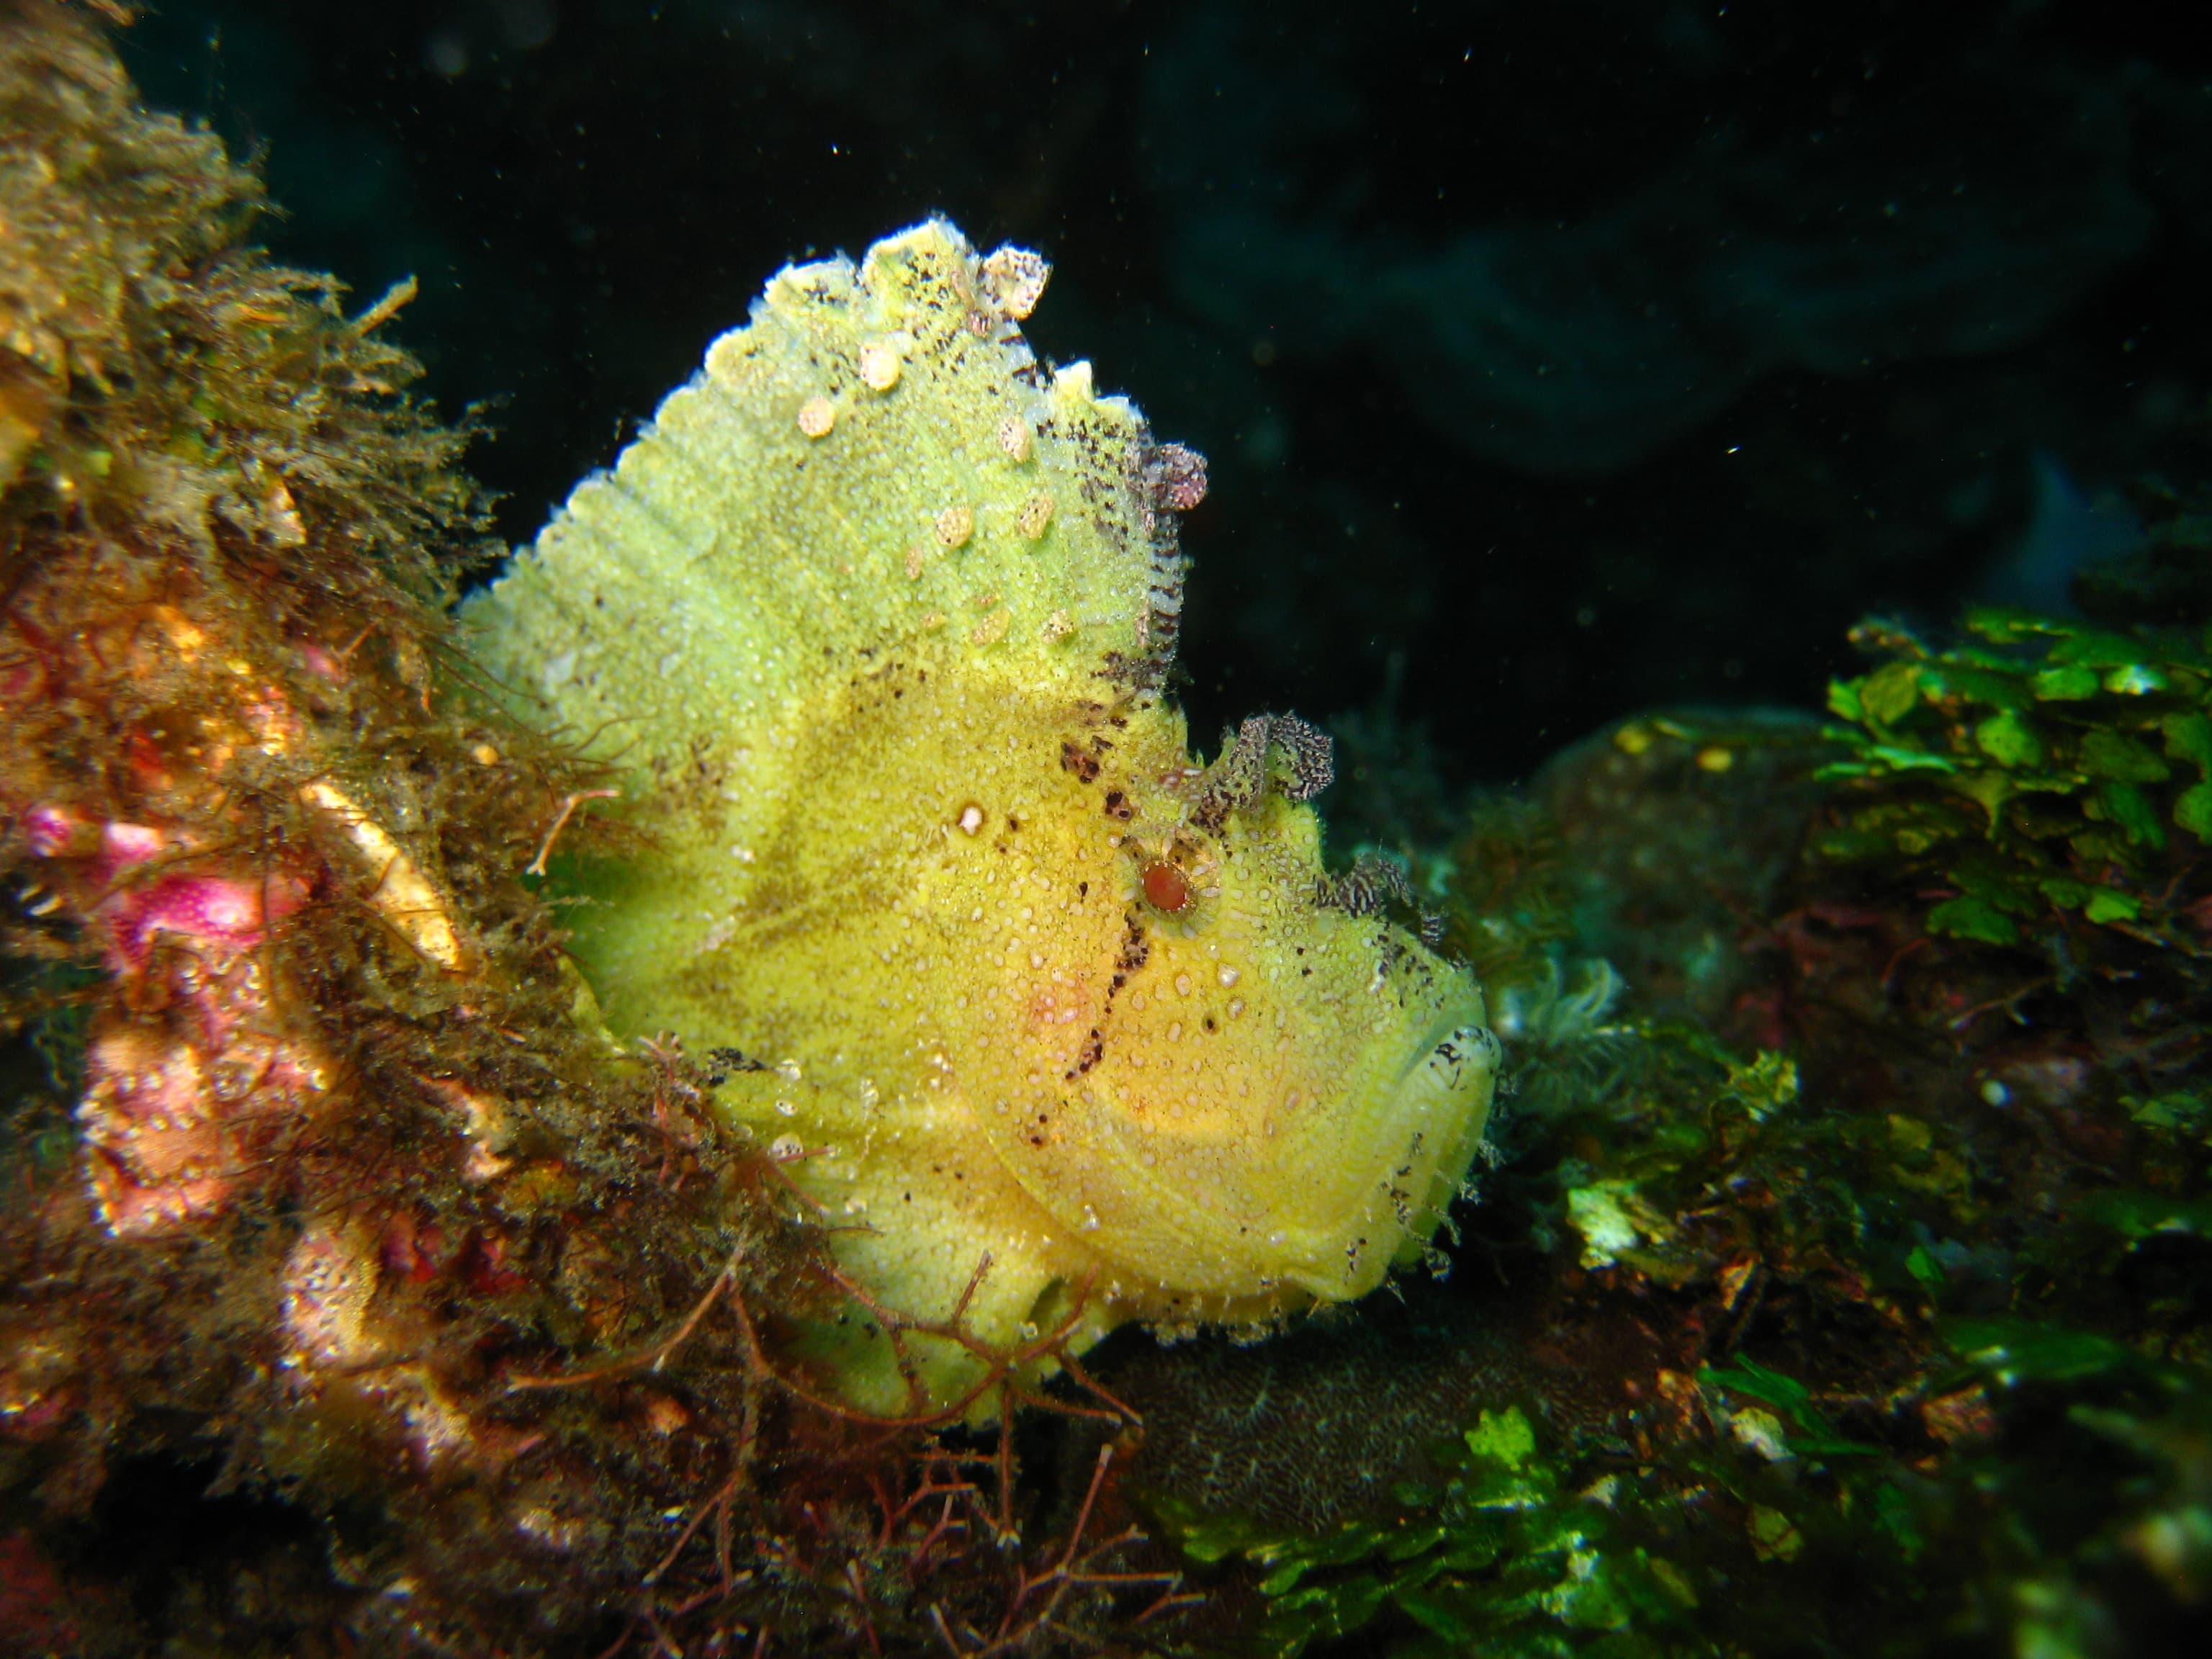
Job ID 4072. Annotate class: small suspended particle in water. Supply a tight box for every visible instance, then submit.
[796,396,837,438]
[935,504,975,547]
[858,340,902,390]
[981,246,1051,319]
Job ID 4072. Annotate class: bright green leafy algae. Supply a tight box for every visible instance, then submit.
[1817,608,2212,950]
[1160,1402,1700,1657]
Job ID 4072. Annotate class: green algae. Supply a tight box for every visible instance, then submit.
[1161,1399,1700,1657]
[1817,608,2212,952]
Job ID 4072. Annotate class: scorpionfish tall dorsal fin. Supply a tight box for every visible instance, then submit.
[470,219,1185,772]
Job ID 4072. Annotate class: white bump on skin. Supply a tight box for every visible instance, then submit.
[859,341,902,390]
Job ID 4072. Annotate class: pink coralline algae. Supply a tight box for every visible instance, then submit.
[20,804,91,858]
[101,862,307,971]
[78,977,332,1237]
[25,806,333,1237]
